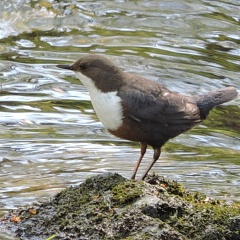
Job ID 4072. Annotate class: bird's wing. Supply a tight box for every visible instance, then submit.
[118,74,201,126]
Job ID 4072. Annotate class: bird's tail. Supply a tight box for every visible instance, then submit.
[189,87,238,118]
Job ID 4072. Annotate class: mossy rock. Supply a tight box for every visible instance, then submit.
[1,173,240,239]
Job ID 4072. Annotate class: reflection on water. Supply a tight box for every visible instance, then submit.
[0,0,240,221]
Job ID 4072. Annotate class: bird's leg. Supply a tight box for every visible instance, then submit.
[131,142,147,180]
[140,147,161,180]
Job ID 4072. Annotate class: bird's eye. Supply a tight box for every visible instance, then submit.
[80,63,87,70]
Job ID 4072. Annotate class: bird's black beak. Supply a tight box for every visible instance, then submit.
[56,64,73,70]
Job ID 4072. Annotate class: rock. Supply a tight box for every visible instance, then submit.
[1,173,240,240]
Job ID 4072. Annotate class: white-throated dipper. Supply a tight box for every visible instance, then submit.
[57,54,238,180]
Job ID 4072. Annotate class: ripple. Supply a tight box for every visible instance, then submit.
[0,0,239,221]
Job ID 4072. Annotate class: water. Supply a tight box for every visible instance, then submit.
[0,0,240,224]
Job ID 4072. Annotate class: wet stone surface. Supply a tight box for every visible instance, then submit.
[1,173,240,240]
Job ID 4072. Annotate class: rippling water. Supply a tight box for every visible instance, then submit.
[0,0,240,223]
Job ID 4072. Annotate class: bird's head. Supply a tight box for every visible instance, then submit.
[57,54,123,92]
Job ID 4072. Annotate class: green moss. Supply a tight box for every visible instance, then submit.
[2,173,240,239]
[145,174,240,239]
[111,181,143,207]
[145,173,208,203]
[53,172,126,206]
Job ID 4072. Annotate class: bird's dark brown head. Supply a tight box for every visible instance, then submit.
[57,54,124,92]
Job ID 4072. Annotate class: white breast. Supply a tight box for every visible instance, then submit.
[75,72,124,131]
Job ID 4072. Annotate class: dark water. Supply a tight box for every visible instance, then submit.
[0,0,240,226]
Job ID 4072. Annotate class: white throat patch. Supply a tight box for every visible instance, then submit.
[75,71,124,131]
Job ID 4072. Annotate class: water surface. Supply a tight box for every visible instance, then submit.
[0,0,240,222]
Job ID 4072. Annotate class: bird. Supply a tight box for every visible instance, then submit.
[56,54,238,180]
